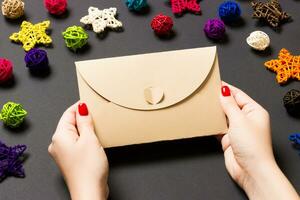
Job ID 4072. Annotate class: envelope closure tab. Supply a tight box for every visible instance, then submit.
[76,46,217,110]
[144,86,164,105]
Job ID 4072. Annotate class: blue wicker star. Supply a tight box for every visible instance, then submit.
[0,140,27,181]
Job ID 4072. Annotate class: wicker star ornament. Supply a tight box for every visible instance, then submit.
[9,20,52,51]
[264,48,300,84]
[170,0,200,16]
[251,0,290,28]
[80,7,122,34]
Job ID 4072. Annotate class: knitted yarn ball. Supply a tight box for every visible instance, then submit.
[204,19,226,40]
[1,0,24,19]
[0,58,13,83]
[218,1,241,22]
[289,133,300,146]
[283,89,300,116]
[62,26,89,51]
[25,48,49,70]
[44,0,67,15]
[0,102,27,128]
[125,0,147,11]
[151,14,173,36]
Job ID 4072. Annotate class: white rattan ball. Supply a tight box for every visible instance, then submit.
[246,31,270,51]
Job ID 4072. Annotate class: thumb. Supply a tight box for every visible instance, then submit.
[220,85,243,122]
[76,102,95,137]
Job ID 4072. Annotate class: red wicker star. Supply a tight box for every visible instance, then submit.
[170,0,201,16]
[264,48,300,84]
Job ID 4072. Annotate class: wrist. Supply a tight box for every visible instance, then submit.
[68,178,108,200]
[243,160,299,200]
[243,159,278,199]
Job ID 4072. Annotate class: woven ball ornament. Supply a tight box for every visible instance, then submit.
[289,133,300,154]
[62,26,89,51]
[151,14,173,36]
[0,58,13,83]
[246,30,270,51]
[25,48,49,70]
[1,0,24,19]
[0,102,27,128]
[283,89,300,116]
[125,0,147,11]
[204,19,226,40]
[289,133,300,146]
[44,0,67,15]
[219,1,241,22]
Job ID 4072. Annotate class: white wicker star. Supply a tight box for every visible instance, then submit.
[80,7,123,34]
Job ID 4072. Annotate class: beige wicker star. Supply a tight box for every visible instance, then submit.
[80,7,122,34]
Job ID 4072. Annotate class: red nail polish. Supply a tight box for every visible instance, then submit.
[221,86,231,97]
[78,103,89,116]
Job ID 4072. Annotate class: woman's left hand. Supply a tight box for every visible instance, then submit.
[48,102,109,200]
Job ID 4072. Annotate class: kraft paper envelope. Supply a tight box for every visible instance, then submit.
[75,46,227,148]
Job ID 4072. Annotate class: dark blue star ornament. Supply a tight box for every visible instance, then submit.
[0,140,27,182]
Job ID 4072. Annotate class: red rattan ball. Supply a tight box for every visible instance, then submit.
[44,0,67,15]
[0,58,13,83]
[151,14,173,36]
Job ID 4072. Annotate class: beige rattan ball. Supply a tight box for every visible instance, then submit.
[1,0,24,19]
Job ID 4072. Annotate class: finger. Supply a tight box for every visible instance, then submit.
[56,103,78,131]
[215,134,231,152]
[55,103,79,141]
[48,143,53,154]
[220,84,243,122]
[223,146,241,181]
[222,81,260,110]
[76,102,96,138]
[215,134,224,142]
[221,134,231,152]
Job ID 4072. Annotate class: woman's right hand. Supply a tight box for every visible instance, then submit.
[219,82,299,200]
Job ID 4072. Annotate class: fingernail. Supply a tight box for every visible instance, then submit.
[221,86,231,97]
[78,103,89,116]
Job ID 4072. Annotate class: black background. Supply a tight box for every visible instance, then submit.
[0,0,299,199]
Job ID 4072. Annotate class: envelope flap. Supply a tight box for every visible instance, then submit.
[75,47,217,110]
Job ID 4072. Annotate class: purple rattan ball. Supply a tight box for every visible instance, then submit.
[203,19,226,40]
[24,48,49,70]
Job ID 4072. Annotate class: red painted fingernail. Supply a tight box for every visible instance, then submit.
[221,86,231,97]
[78,103,89,116]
